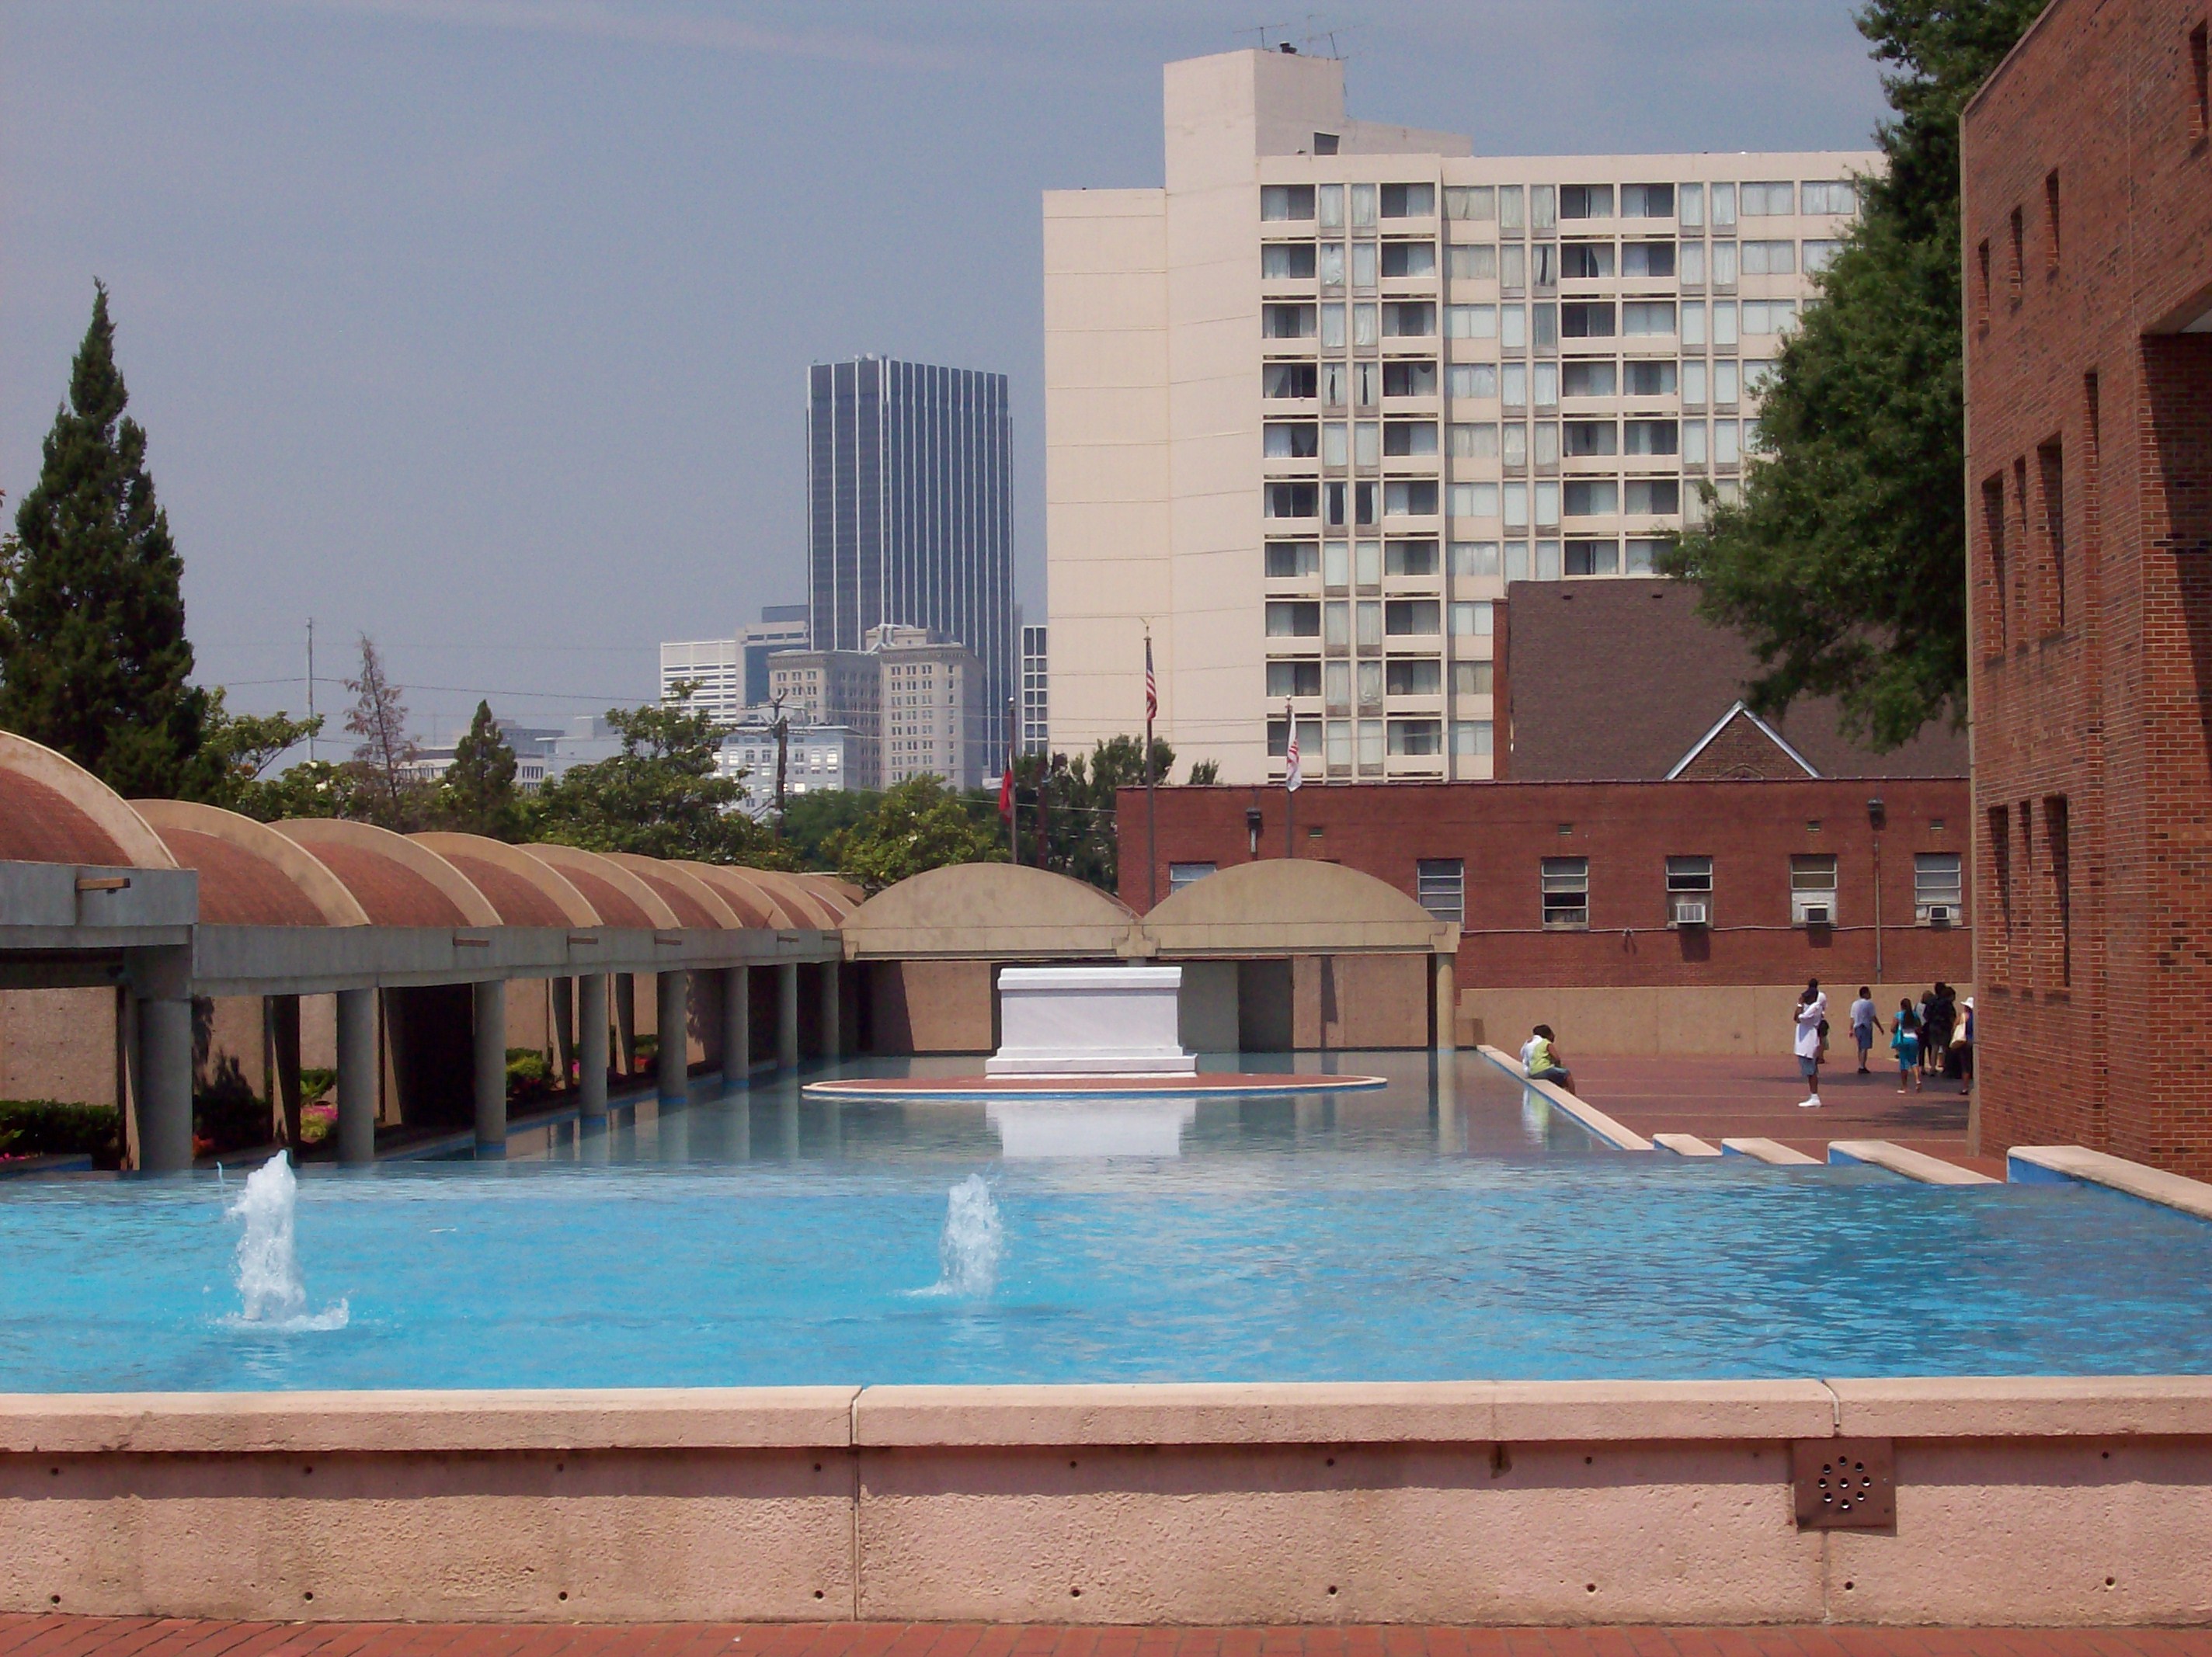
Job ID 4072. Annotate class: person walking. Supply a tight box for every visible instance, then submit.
[1849,986,1882,1075]
[1892,997,1924,1093]
[1794,979,1828,1108]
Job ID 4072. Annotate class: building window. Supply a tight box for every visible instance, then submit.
[1803,239,1843,276]
[1261,242,1318,280]
[1264,422,1320,458]
[1451,719,1493,756]
[1558,184,1613,220]
[2047,794,2071,986]
[1740,239,1795,276]
[1265,600,1321,637]
[1168,862,1217,894]
[1445,186,1495,221]
[1666,856,1713,926]
[1914,853,1963,927]
[1388,717,1442,756]
[1266,658,1322,698]
[1790,854,1838,927]
[1561,301,1616,338]
[1264,362,1318,400]
[1385,657,1442,696]
[1453,659,1493,696]
[1263,302,1318,339]
[2008,206,2025,302]
[2038,439,2066,631]
[2193,21,2212,137]
[1379,182,1435,219]
[1384,598,1441,635]
[1741,181,1794,215]
[1261,185,1316,222]
[1563,538,1618,576]
[1265,539,1321,578]
[1417,858,1466,924]
[1380,241,1437,280]
[1542,857,1589,929]
[1982,474,2009,649]
[2043,171,2061,272]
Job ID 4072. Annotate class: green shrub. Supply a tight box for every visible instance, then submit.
[298,1067,336,1105]
[506,1047,555,1107]
[0,1099,123,1166]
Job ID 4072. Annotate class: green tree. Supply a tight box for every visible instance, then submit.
[781,786,879,869]
[532,697,786,864]
[190,690,322,811]
[822,776,1006,890]
[341,634,425,829]
[1008,735,1177,893]
[1186,759,1223,785]
[436,700,523,839]
[1661,0,2043,749]
[0,285,209,794]
[233,758,360,823]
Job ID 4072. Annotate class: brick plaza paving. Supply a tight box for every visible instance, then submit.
[1562,1054,2002,1176]
[4,1624,2210,1657]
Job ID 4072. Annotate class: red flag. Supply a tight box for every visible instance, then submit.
[997,762,1014,820]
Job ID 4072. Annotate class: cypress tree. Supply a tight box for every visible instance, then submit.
[0,284,207,794]
[439,700,523,839]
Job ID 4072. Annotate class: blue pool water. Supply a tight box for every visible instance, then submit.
[2,1052,2208,1391]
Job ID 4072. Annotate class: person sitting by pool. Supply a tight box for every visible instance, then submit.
[1522,1024,1572,1089]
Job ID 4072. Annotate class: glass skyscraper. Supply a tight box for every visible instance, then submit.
[806,356,1014,750]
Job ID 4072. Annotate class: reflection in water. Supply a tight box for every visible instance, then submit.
[986,1097,1198,1159]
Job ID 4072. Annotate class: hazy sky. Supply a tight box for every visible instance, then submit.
[2,1,1888,744]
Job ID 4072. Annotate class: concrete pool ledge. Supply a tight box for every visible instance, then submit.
[0,1385,861,1454]
[1828,1138,1998,1185]
[1825,1374,2212,1439]
[1475,1044,1654,1151]
[2008,1144,2212,1221]
[1723,1137,1823,1165]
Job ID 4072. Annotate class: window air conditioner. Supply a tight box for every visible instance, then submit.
[1926,904,1953,925]
[1672,901,1709,927]
[1800,903,1832,927]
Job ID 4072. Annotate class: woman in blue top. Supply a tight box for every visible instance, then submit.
[1891,998,1922,1094]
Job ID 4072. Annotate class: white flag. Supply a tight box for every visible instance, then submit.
[1284,698,1302,793]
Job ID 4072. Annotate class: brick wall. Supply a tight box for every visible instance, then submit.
[1117,777,1972,994]
[1963,0,2212,1173]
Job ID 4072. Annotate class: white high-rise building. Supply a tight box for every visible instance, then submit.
[1043,47,1876,785]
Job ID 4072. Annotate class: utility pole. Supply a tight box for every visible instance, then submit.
[1006,699,1021,866]
[773,695,789,839]
[305,617,317,762]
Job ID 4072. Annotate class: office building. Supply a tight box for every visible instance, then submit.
[1021,623,1050,756]
[659,637,746,724]
[719,714,850,821]
[768,624,986,791]
[661,604,810,725]
[1044,48,1876,785]
[1963,0,2212,1176]
[807,356,1014,754]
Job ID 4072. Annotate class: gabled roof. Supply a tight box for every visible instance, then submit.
[1665,700,1819,780]
[1503,579,1968,781]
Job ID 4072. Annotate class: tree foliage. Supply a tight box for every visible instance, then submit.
[532,699,785,864]
[1661,0,2043,749]
[0,285,210,794]
[192,690,323,812]
[436,700,523,839]
[822,776,1006,891]
[999,735,1181,892]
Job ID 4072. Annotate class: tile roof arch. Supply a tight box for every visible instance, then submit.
[411,832,601,929]
[673,863,789,928]
[1142,859,1457,956]
[272,818,502,929]
[132,800,370,926]
[843,863,1139,959]
[0,731,177,868]
[519,844,680,930]
[599,853,744,930]
[736,868,844,928]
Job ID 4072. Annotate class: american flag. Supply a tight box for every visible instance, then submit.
[1284,697,1303,793]
[1144,634,1156,722]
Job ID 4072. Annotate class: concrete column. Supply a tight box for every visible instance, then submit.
[472,979,507,1155]
[722,965,751,1085]
[818,960,841,1060]
[269,995,304,1154]
[614,974,638,1075]
[1433,954,1458,1053]
[135,996,195,1172]
[551,978,576,1089]
[776,963,799,1068]
[656,970,689,1103]
[578,973,609,1120]
[335,987,378,1165]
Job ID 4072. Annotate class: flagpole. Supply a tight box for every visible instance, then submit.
[1144,627,1158,909]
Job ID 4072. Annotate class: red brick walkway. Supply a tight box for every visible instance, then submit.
[1563,1055,2002,1176]
[2,1626,2208,1657]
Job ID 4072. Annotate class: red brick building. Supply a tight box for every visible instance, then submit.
[1121,579,1972,1054]
[1962,0,2212,1173]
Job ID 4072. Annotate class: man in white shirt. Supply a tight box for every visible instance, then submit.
[1794,980,1828,1108]
[1849,987,1882,1075]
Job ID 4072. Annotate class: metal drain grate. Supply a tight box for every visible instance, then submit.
[1791,1438,1896,1528]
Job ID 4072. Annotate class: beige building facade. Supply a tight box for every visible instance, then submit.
[1044,48,1876,785]
[768,624,986,792]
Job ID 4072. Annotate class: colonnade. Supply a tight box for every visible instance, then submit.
[313,961,841,1163]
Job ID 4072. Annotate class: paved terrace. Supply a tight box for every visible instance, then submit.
[1564,1057,1998,1175]
[4,1621,2206,1657]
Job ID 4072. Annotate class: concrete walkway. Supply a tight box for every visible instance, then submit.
[3,1622,2207,1657]
[1563,1054,2001,1176]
